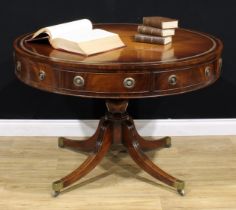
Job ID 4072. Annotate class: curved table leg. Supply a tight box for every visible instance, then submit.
[122,119,185,196]
[58,118,105,152]
[52,120,112,196]
[138,136,172,151]
[128,118,171,151]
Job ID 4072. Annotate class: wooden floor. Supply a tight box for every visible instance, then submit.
[0,136,236,210]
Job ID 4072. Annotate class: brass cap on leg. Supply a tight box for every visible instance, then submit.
[173,180,185,196]
[165,136,172,148]
[58,137,65,148]
[52,180,64,195]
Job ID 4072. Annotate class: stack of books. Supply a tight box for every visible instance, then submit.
[135,16,179,45]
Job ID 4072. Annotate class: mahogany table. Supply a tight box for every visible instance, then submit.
[13,23,223,196]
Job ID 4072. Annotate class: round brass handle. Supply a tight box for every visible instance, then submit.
[168,75,177,86]
[73,76,85,87]
[205,66,211,78]
[123,77,135,89]
[16,61,21,73]
[39,70,46,81]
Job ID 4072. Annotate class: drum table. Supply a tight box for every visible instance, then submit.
[14,24,223,196]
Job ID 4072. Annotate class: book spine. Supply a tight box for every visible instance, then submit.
[143,17,162,28]
[134,34,166,44]
[137,25,163,36]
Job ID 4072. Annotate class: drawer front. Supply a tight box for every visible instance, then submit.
[60,71,150,93]
[14,57,59,91]
[14,58,28,81]
[14,54,221,98]
[153,62,216,93]
[26,61,59,87]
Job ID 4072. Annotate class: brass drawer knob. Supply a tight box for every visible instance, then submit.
[73,76,85,87]
[205,66,211,78]
[123,77,135,89]
[39,70,46,81]
[168,75,177,86]
[16,61,21,73]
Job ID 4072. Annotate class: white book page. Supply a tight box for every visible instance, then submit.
[48,19,93,39]
[59,29,117,43]
[32,19,93,39]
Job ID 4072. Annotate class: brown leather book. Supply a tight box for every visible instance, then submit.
[134,34,172,45]
[137,25,175,37]
[143,16,178,29]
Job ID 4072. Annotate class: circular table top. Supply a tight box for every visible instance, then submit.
[14,23,223,99]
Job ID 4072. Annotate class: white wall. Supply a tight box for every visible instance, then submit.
[0,119,236,136]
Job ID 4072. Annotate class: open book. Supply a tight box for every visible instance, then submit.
[28,19,125,56]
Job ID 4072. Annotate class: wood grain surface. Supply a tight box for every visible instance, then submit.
[0,136,236,210]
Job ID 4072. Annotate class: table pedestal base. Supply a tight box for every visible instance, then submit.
[52,100,185,196]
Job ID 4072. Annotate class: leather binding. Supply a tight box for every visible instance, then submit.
[143,16,178,29]
[134,34,172,45]
[137,25,175,37]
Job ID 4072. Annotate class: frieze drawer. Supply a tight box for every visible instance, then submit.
[60,71,151,94]
[153,63,216,93]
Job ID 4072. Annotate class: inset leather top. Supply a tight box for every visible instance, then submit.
[14,23,223,98]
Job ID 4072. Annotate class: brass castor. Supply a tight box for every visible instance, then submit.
[174,180,185,196]
[58,137,65,148]
[52,180,63,197]
[165,136,172,148]
[177,189,185,196]
[51,190,60,197]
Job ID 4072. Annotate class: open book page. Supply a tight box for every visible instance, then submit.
[28,19,125,56]
[50,30,125,55]
[49,47,124,62]
[31,19,92,40]
[56,29,119,43]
